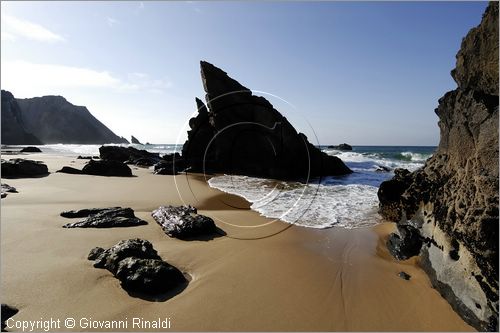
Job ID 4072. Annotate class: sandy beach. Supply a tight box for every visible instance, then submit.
[1,153,474,331]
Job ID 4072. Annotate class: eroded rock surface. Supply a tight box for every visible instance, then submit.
[88,239,186,295]
[62,207,147,228]
[151,205,217,239]
[182,61,351,181]
[378,3,499,331]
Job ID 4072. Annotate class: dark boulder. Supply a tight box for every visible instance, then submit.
[88,239,186,295]
[62,207,147,228]
[99,146,159,163]
[81,159,132,177]
[1,159,48,178]
[386,224,423,260]
[20,146,42,153]
[56,166,83,174]
[151,205,217,239]
[328,143,353,151]
[1,304,19,331]
[182,61,351,181]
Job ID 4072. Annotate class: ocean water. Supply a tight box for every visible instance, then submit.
[208,146,436,229]
[3,143,435,229]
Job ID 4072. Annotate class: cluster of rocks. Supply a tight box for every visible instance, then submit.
[88,239,187,295]
[378,3,498,331]
[1,159,48,178]
[61,207,147,228]
[151,205,217,239]
[181,61,351,181]
[1,184,17,199]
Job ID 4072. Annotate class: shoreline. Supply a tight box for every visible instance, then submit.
[1,153,474,331]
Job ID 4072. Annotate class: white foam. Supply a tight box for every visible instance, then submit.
[208,175,381,229]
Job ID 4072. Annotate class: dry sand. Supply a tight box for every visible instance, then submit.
[1,153,474,331]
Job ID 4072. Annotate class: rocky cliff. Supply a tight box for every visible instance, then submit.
[378,3,498,331]
[1,90,42,145]
[182,61,351,181]
[5,92,129,144]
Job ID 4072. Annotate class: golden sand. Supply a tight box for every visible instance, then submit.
[1,154,474,331]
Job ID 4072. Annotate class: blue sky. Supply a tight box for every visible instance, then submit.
[1,1,488,145]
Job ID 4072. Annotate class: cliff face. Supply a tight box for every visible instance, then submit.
[378,3,498,331]
[182,61,351,181]
[1,90,42,145]
[13,94,129,144]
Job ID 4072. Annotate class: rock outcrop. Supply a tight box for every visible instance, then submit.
[131,136,142,144]
[1,90,42,145]
[88,239,187,295]
[11,93,128,144]
[378,3,499,331]
[182,61,351,181]
[328,143,353,151]
[61,207,147,228]
[1,159,49,178]
[151,205,217,239]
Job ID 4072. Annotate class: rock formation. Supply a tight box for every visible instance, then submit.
[151,205,217,239]
[1,159,49,178]
[182,61,352,181]
[88,239,187,295]
[378,3,498,331]
[3,91,129,144]
[20,146,42,153]
[153,153,187,175]
[328,143,353,151]
[61,207,147,228]
[1,90,42,145]
[131,135,142,144]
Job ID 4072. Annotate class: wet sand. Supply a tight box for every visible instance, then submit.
[1,153,474,331]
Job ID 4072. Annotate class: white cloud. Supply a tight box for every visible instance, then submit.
[1,60,172,97]
[1,14,65,43]
[106,17,119,27]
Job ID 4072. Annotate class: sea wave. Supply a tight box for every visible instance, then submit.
[208,175,381,229]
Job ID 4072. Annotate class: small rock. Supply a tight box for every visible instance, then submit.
[375,165,391,172]
[56,166,83,174]
[88,239,186,295]
[1,304,19,331]
[398,271,411,280]
[151,205,217,239]
[328,143,353,151]
[20,146,42,153]
[62,207,147,228]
